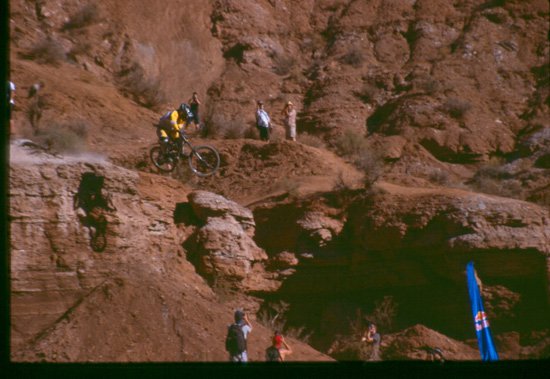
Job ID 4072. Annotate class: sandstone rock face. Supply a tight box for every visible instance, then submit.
[186,190,278,292]
[350,183,550,256]
[296,211,344,248]
[9,144,331,362]
[188,190,256,234]
[9,144,198,358]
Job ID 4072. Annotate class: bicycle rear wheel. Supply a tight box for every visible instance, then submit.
[188,145,220,177]
[150,145,176,173]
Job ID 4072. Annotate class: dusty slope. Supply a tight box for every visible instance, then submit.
[9,142,331,362]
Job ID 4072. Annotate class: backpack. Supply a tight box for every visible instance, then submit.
[225,324,246,354]
[265,346,282,362]
[155,111,173,129]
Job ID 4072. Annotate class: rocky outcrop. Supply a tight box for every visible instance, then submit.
[185,190,279,292]
[381,324,480,361]
[350,183,550,256]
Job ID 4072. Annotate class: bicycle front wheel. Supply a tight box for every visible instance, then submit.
[150,145,176,173]
[188,145,220,177]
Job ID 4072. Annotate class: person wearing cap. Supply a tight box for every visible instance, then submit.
[265,331,292,362]
[226,309,253,362]
[281,100,297,141]
[255,100,272,142]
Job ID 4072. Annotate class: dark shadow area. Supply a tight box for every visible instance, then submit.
[420,139,482,164]
[223,43,249,64]
[74,172,115,252]
[173,202,200,225]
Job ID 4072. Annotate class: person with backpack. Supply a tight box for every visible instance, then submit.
[265,331,292,362]
[226,309,252,362]
[255,100,272,142]
[156,103,193,153]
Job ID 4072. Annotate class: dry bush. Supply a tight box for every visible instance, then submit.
[118,64,166,110]
[356,150,384,187]
[62,4,99,30]
[272,52,297,76]
[442,97,471,119]
[416,77,442,95]
[366,296,398,332]
[356,82,379,103]
[68,41,92,60]
[257,301,290,332]
[35,120,90,154]
[469,160,526,199]
[25,38,66,65]
[299,133,326,148]
[202,113,249,139]
[257,301,312,344]
[340,47,364,68]
[428,168,451,186]
[335,130,368,157]
[285,326,313,344]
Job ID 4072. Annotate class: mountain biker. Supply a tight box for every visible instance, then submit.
[156,103,193,153]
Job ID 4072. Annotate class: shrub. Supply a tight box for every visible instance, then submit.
[202,113,249,139]
[442,98,471,119]
[118,64,166,110]
[272,52,297,76]
[355,149,384,188]
[335,130,368,157]
[25,38,66,65]
[416,77,442,95]
[68,41,92,60]
[469,160,526,200]
[365,296,398,332]
[257,301,312,344]
[340,47,364,68]
[428,168,451,186]
[356,82,379,103]
[35,120,90,154]
[62,4,99,30]
[299,133,326,148]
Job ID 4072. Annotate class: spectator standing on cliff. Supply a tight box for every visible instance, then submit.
[226,309,253,362]
[266,331,293,362]
[255,100,271,142]
[7,81,15,134]
[187,91,201,132]
[27,81,46,132]
[281,101,297,141]
[361,323,381,361]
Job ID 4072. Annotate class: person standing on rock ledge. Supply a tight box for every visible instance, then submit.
[281,100,297,142]
[255,100,272,142]
[187,91,202,132]
[226,309,253,362]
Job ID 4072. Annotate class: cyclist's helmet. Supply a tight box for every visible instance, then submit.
[178,103,192,119]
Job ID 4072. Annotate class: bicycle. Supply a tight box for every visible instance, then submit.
[150,132,220,177]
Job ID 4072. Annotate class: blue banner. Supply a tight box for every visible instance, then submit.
[466,261,499,361]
